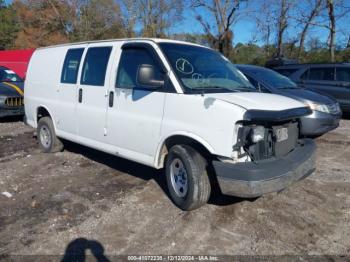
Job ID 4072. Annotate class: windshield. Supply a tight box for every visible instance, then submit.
[159,43,255,93]
[0,69,23,82]
[249,67,298,89]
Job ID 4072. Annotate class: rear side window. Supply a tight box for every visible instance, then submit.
[116,48,163,89]
[81,47,112,86]
[308,67,335,81]
[336,67,350,82]
[61,48,84,84]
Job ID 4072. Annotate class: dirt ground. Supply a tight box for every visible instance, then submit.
[0,116,349,259]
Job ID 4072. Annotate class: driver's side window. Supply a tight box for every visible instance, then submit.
[116,48,163,89]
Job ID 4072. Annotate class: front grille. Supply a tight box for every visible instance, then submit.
[327,103,341,115]
[272,122,298,157]
[5,97,24,107]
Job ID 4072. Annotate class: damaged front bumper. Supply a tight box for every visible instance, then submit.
[212,138,316,198]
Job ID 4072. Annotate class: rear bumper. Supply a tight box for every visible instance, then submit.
[300,111,341,136]
[213,139,316,198]
[0,106,24,118]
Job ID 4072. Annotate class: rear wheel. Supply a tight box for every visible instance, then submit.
[37,117,64,153]
[165,145,211,211]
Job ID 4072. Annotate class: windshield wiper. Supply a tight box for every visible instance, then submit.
[208,86,236,91]
[235,86,257,92]
[279,86,300,89]
[191,86,257,93]
[194,86,237,92]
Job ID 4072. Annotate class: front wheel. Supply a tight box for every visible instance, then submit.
[165,145,211,211]
[37,117,64,153]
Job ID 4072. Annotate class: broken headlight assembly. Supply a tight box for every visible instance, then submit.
[233,121,299,163]
[232,124,271,163]
[251,125,265,143]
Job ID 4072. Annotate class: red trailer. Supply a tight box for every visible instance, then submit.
[0,49,35,79]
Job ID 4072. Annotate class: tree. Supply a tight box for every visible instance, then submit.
[294,0,323,59]
[13,0,70,48]
[135,0,183,37]
[252,1,274,57]
[276,0,292,57]
[191,0,247,58]
[251,0,293,59]
[120,0,138,37]
[13,0,126,47]
[299,0,350,62]
[0,0,19,49]
[69,0,125,41]
[326,0,336,62]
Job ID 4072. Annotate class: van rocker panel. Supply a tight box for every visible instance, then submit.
[213,139,316,198]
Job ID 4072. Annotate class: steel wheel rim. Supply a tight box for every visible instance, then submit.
[40,125,51,149]
[170,158,188,198]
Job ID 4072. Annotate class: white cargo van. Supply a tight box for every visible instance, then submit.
[25,39,316,210]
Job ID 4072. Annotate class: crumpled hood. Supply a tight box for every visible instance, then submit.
[0,81,24,97]
[206,92,306,111]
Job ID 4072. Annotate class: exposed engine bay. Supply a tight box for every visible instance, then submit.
[233,120,300,163]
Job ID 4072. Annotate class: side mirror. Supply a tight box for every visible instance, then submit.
[137,64,164,89]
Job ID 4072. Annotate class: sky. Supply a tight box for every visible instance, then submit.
[4,0,350,47]
[172,1,350,47]
[171,8,257,44]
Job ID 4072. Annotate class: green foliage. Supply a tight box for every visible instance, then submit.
[70,0,125,42]
[0,1,19,50]
[232,43,267,65]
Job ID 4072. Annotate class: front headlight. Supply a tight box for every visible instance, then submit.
[307,102,330,114]
[251,125,265,143]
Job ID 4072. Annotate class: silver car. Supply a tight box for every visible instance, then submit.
[273,63,350,114]
[238,65,342,137]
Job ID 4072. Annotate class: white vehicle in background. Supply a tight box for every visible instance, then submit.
[24,39,316,210]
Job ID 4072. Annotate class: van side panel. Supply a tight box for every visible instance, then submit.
[25,47,67,128]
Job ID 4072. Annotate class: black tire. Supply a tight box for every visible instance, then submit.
[165,145,211,211]
[37,117,64,153]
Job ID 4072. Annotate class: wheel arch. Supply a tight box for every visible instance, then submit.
[36,105,56,130]
[154,132,215,169]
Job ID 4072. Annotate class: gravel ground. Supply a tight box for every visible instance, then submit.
[0,117,349,259]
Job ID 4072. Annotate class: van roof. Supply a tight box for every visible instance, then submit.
[36,38,207,50]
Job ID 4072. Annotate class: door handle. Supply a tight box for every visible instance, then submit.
[109,91,114,107]
[78,88,83,103]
